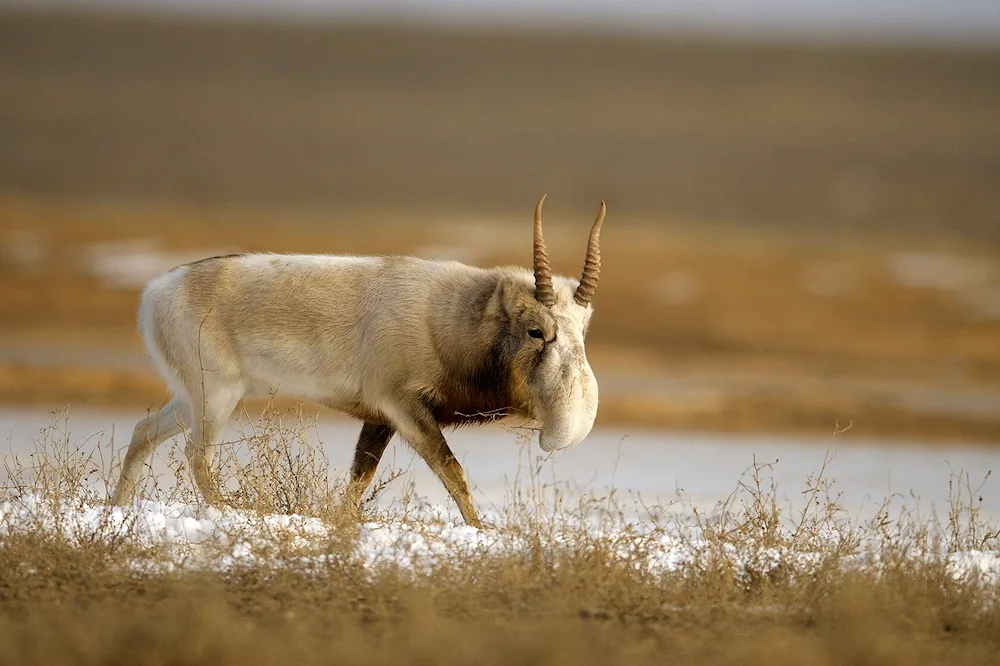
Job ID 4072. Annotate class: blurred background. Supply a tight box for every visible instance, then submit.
[1,0,999,445]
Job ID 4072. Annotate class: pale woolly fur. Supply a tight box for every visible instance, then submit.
[112,200,605,527]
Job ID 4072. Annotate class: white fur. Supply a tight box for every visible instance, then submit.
[537,277,599,452]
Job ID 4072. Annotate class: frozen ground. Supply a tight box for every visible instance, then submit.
[2,491,999,583]
[2,405,999,580]
[1,405,997,525]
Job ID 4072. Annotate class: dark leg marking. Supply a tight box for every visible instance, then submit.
[346,422,396,506]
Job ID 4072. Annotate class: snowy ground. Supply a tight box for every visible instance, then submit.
[3,492,1000,586]
[2,406,1000,583]
[1,405,997,525]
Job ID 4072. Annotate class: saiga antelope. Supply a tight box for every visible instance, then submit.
[112,195,605,527]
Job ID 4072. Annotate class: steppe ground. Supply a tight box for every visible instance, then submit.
[1,9,1000,442]
[1,404,1000,666]
[1,8,1000,664]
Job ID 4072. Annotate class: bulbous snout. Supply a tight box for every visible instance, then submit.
[536,361,599,453]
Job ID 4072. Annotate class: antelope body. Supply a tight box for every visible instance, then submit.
[111,195,606,527]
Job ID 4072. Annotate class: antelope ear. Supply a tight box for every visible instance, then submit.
[491,276,536,323]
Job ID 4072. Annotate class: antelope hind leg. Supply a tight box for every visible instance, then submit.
[185,384,242,505]
[112,398,188,506]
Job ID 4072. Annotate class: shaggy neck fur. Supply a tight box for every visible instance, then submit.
[426,268,532,427]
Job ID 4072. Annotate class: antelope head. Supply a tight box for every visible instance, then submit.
[494,194,605,452]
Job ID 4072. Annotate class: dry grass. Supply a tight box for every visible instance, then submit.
[1,407,999,664]
[1,13,997,659]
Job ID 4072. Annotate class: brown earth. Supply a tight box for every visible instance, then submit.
[1,197,999,444]
[0,9,999,443]
[2,9,1000,241]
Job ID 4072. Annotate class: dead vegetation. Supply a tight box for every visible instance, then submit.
[0,11,997,660]
[0,406,998,665]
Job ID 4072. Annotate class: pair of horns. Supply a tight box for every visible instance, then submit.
[533,194,606,308]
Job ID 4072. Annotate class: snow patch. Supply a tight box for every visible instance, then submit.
[885,251,995,291]
[1,230,47,276]
[3,494,999,585]
[81,239,238,288]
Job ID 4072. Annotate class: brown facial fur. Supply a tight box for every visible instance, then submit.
[425,274,553,427]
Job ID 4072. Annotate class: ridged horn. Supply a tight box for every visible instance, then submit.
[573,201,606,307]
[532,194,556,307]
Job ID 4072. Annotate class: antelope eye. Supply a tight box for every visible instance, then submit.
[527,328,544,340]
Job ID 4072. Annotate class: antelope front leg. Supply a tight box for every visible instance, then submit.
[387,404,482,528]
[346,422,396,508]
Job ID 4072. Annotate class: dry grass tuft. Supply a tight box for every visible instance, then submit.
[1,408,999,664]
